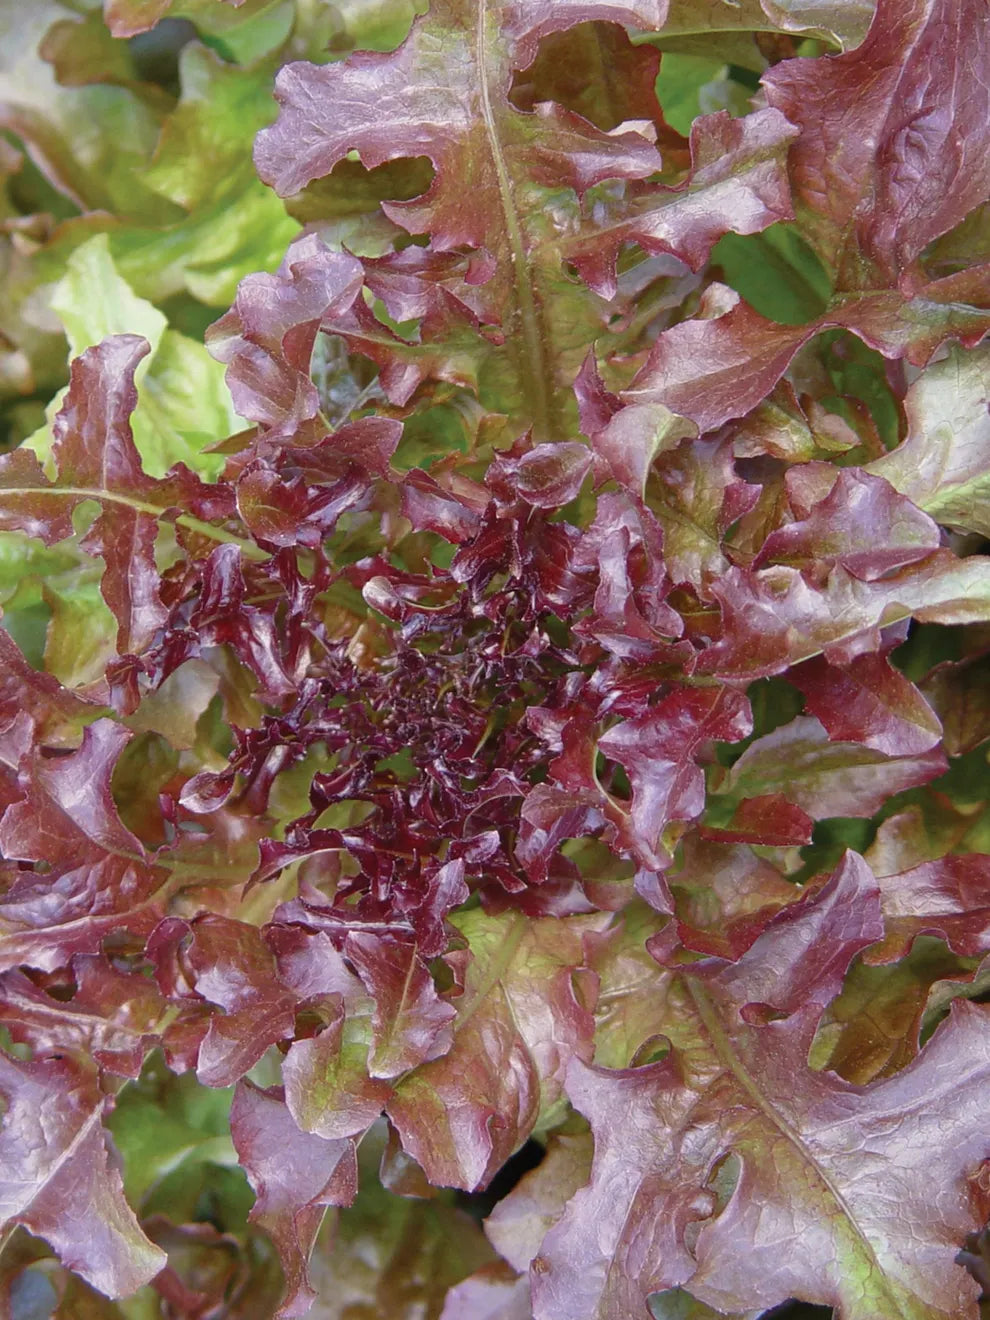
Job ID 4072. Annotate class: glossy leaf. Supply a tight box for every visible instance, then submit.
[0,717,173,972]
[387,910,601,1190]
[1,2,989,1314]
[762,0,990,284]
[0,1051,166,1297]
[868,344,990,537]
[532,854,990,1320]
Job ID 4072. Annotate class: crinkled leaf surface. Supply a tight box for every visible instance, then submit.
[254,3,794,440]
[0,717,172,972]
[868,344,990,538]
[713,714,946,820]
[306,1129,499,1320]
[1,333,234,656]
[1,0,990,1314]
[387,910,602,1190]
[36,235,237,480]
[532,854,990,1320]
[625,0,990,429]
[231,1080,358,1318]
[0,1051,166,1297]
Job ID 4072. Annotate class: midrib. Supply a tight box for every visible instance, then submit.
[686,977,912,1318]
[475,0,554,441]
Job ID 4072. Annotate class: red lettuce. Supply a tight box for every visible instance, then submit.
[1,1,990,1317]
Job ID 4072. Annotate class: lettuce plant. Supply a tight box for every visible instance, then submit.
[2,1,990,1317]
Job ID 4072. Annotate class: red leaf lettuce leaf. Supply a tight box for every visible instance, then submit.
[0,1051,166,1297]
[231,1080,358,1319]
[530,852,990,1319]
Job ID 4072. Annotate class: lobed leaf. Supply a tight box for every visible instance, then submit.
[0,1051,166,1298]
[532,854,990,1320]
[387,909,602,1190]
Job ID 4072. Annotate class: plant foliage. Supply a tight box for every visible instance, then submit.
[1,1,990,1317]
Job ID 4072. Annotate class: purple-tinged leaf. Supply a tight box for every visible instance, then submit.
[150,914,297,1087]
[0,954,202,1079]
[255,14,662,239]
[622,285,807,432]
[671,851,884,1018]
[305,1139,499,1319]
[102,0,170,38]
[387,910,601,1191]
[0,717,172,972]
[0,448,77,544]
[566,109,798,299]
[763,0,990,284]
[0,1051,166,1298]
[268,927,400,1139]
[440,1262,533,1320]
[0,627,99,744]
[863,854,990,963]
[810,937,969,1086]
[624,278,990,432]
[502,2,668,69]
[826,266,990,363]
[124,657,221,751]
[868,344,990,538]
[756,0,875,47]
[580,901,697,1074]
[485,1126,593,1271]
[532,855,990,1320]
[589,402,697,500]
[182,543,296,703]
[753,467,941,581]
[231,1081,357,1319]
[490,442,591,509]
[207,235,364,443]
[696,793,815,848]
[919,650,990,756]
[597,686,752,868]
[649,433,759,590]
[623,0,990,434]
[714,714,946,820]
[789,652,942,756]
[267,925,368,1003]
[1,338,166,653]
[699,551,990,680]
[865,801,981,880]
[344,932,457,1079]
[252,7,685,441]
[401,468,486,542]
[0,336,237,654]
[282,999,392,1142]
[665,836,802,960]
[509,18,668,132]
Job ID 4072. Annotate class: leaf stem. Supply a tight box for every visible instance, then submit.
[685,977,909,1316]
[475,0,554,440]
[2,486,269,562]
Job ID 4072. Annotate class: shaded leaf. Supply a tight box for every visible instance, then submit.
[345,931,456,1079]
[306,1129,498,1319]
[868,344,990,538]
[0,1051,165,1298]
[699,551,990,680]
[231,1080,358,1319]
[865,853,990,963]
[150,914,297,1087]
[788,652,942,756]
[0,717,173,972]
[763,0,990,284]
